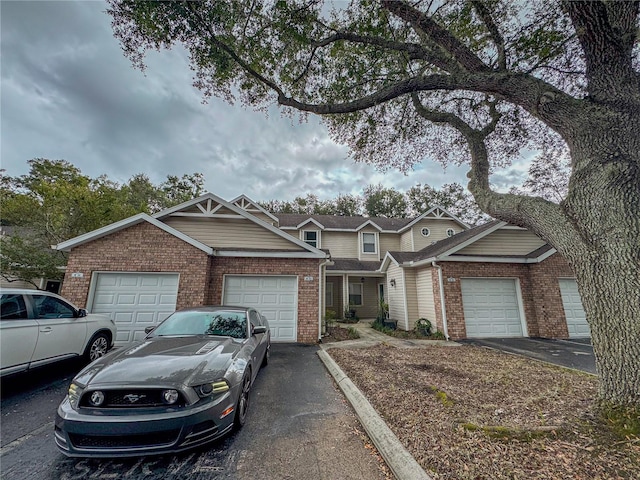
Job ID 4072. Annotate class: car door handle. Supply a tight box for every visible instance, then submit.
[39,327,53,333]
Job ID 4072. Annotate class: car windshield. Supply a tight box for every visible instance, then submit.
[152,310,248,339]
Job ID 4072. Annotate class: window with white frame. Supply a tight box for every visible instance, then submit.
[325,282,333,307]
[348,283,363,306]
[361,232,376,253]
[421,227,430,237]
[303,230,319,248]
[447,228,455,237]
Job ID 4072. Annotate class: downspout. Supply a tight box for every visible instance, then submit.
[432,261,450,341]
[318,259,331,342]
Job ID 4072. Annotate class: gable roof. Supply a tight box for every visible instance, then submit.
[55,213,214,254]
[56,194,328,258]
[152,193,327,257]
[230,195,279,224]
[397,206,469,232]
[275,205,467,233]
[277,213,414,232]
[380,220,556,271]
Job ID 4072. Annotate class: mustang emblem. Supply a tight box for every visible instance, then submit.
[124,394,146,403]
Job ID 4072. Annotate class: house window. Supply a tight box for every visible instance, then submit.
[348,283,363,306]
[325,282,334,307]
[362,232,376,253]
[303,230,319,248]
[421,227,430,237]
[447,228,455,237]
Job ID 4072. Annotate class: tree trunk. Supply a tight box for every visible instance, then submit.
[537,108,640,407]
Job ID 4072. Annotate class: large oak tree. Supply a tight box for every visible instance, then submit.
[107,1,640,409]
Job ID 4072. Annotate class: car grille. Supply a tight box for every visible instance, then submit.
[79,389,187,408]
[69,430,180,449]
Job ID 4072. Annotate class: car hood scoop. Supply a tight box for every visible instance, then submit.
[80,336,240,387]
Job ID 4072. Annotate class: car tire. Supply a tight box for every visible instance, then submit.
[261,344,270,367]
[84,332,110,362]
[234,371,251,429]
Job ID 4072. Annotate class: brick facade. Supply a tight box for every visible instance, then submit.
[207,257,320,343]
[429,253,575,340]
[61,222,210,310]
[61,222,321,344]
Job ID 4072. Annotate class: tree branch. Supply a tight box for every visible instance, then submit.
[381,0,491,73]
[410,92,570,243]
[311,32,457,71]
[471,1,507,70]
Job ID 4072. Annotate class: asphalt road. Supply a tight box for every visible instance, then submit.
[1,344,386,480]
[460,337,597,374]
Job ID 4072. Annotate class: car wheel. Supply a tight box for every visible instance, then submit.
[84,333,109,362]
[234,371,251,429]
[261,344,270,367]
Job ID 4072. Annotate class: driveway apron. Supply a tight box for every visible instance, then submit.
[460,337,597,374]
[231,343,386,480]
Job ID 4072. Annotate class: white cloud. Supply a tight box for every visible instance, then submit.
[0,0,483,204]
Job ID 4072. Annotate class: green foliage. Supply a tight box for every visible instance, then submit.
[1,159,206,286]
[0,234,66,287]
[415,318,432,336]
[324,309,337,328]
[596,404,640,439]
[363,184,408,218]
[346,326,360,339]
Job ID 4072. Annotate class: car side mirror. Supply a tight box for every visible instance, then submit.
[76,308,88,318]
[253,326,267,335]
[144,326,156,335]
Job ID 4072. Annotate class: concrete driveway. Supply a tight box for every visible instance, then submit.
[460,337,597,374]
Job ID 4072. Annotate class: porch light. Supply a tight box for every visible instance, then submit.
[360,277,365,283]
[390,279,396,287]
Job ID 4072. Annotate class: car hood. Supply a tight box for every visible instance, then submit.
[75,336,243,388]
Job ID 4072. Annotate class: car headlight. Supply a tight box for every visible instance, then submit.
[68,382,84,410]
[194,380,230,398]
[162,389,180,405]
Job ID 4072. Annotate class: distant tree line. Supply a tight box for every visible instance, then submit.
[260,183,490,225]
[0,158,204,288]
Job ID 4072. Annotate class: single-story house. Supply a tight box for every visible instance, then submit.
[56,193,588,345]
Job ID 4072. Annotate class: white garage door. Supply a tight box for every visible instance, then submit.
[461,278,524,338]
[91,273,179,345]
[558,279,590,337]
[223,275,297,342]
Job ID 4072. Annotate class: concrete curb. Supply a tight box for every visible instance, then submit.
[317,348,433,480]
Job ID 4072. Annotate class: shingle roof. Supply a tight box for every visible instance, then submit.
[327,259,382,271]
[275,213,414,231]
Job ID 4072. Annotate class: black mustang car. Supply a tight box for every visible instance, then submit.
[55,306,270,457]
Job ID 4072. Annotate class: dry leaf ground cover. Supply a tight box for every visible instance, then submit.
[328,344,639,480]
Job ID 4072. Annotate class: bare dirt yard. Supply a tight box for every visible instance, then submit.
[329,344,639,480]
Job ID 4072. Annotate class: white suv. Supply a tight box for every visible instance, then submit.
[0,288,116,377]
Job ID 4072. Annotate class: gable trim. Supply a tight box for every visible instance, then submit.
[230,194,279,224]
[297,218,326,230]
[153,193,328,256]
[55,213,214,255]
[398,206,469,233]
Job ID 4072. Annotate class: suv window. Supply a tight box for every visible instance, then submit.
[33,295,75,319]
[0,294,28,320]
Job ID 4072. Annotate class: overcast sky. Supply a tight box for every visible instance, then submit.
[1,1,528,202]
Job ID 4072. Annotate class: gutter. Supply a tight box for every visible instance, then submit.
[432,261,450,341]
[318,259,331,341]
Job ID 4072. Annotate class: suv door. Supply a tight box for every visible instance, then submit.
[0,293,38,375]
[30,294,87,364]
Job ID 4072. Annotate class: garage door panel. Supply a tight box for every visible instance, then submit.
[223,275,298,342]
[559,279,589,338]
[92,273,179,346]
[461,278,523,338]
